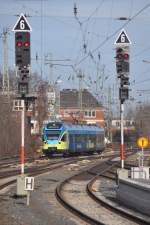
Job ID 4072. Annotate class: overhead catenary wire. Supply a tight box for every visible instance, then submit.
[72,1,150,103]
[73,1,105,57]
[106,0,114,40]
[73,2,108,95]
[74,2,150,67]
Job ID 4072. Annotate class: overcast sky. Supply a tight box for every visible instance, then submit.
[1,0,150,112]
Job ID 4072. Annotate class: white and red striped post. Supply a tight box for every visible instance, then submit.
[21,99,25,174]
[120,103,124,168]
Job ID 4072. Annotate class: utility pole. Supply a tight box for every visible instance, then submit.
[77,70,84,121]
[115,29,131,169]
[45,53,53,86]
[107,86,112,142]
[45,55,71,121]
[45,53,55,121]
[96,53,101,94]
[2,28,9,95]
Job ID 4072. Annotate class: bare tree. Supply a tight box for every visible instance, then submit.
[134,104,150,138]
[0,69,48,158]
[0,95,20,157]
[36,82,48,134]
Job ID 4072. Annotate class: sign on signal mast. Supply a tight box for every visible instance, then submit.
[114,29,131,45]
[12,13,32,32]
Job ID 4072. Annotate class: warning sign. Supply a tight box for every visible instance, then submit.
[137,137,148,149]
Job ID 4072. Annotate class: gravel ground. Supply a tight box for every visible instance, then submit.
[62,176,141,225]
[0,157,102,225]
[1,151,149,225]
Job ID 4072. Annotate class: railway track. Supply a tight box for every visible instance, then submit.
[0,151,117,192]
[0,148,148,224]
[0,146,121,180]
[0,156,91,192]
[0,146,140,193]
[56,155,149,225]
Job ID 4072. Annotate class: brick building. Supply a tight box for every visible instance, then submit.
[59,89,104,127]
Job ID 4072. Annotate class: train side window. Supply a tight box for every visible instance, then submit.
[61,134,67,142]
[76,135,82,142]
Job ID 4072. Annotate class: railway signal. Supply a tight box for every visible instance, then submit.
[120,75,129,103]
[114,29,131,169]
[12,14,33,197]
[13,13,32,97]
[116,46,129,75]
[119,87,129,103]
[120,76,129,86]
[15,32,30,96]
[12,13,36,198]
[15,32,31,67]
[18,66,30,96]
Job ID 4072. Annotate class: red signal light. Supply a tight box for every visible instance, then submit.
[123,53,129,60]
[24,42,30,47]
[116,53,129,60]
[16,42,22,47]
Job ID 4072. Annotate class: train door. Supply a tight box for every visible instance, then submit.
[59,132,68,151]
[68,134,76,153]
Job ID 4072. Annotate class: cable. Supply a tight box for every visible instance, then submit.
[131,45,150,62]
[75,2,150,67]
[129,0,134,18]
[134,77,150,86]
[73,1,105,56]
[106,0,114,40]
[40,0,44,78]
[82,0,105,24]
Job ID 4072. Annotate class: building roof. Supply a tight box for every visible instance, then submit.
[60,89,102,108]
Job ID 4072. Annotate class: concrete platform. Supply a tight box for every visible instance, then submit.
[117,177,150,217]
[93,177,150,224]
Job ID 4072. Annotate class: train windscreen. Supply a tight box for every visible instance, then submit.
[46,130,61,140]
[46,122,62,129]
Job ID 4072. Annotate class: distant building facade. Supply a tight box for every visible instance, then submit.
[111,119,136,130]
[59,89,104,127]
[111,119,137,144]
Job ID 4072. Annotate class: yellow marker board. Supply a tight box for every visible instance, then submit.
[137,137,148,149]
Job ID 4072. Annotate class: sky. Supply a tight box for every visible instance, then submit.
[1,0,150,114]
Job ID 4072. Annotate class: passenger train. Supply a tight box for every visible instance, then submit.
[42,122,105,156]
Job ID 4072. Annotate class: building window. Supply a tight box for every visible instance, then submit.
[92,111,96,117]
[84,110,96,118]
[126,121,131,126]
[64,110,70,117]
[64,110,80,117]
[116,121,120,127]
[85,111,88,116]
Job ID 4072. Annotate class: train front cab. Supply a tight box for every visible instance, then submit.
[42,131,69,156]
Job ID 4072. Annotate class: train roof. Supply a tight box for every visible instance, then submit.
[43,122,104,135]
[63,123,104,134]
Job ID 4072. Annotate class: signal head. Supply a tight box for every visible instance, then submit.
[116,46,129,61]
[15,32,30,67]
[116,46,129,74]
